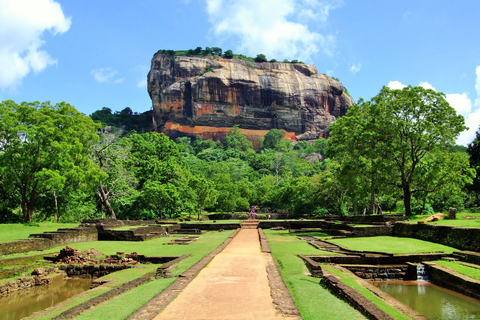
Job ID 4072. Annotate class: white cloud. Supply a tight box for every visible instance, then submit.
[91,67,123,84]
[0,0,71,88]
[457,66,480,145]
[446,93,472,116]
[350,63,361,74]
[419,81,436,91]
[387,81,407,90]
[137,79,147,88]
[205,0,343,62]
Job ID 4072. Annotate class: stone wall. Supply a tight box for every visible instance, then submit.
[179,223,240,230]
[0,227,98,256]
[424,262,480,300]
[342,265,408,281]
[393,222,480,252]
[59,263,131,278]
[0,238,51,256]
[257,220,392,237]
[320,275,394,320]
[98,225,180,241]
[310,253,450,265]
[0,267,58,296]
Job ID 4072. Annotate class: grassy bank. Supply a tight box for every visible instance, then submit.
[329,236,456,254]
[264,229,366,320]
[0,222,79,243]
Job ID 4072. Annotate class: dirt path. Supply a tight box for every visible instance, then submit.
[155,229,293,320]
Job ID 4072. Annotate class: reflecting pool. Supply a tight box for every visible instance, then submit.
[373,280,480,319]
[0,276,92,320]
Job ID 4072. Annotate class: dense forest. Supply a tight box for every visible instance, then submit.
[1,85,479,223]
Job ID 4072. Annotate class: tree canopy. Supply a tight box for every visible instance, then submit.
[0,101,101,222]
[330,86,473,216]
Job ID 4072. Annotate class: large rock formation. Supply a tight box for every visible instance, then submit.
[148,53,353,145]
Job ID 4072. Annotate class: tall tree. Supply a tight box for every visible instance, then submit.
[90,128,138,219]
[0,100,101,222]
[330,86,471,216]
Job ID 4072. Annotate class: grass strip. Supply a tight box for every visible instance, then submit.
[434,260,480,281]
[322,265,410,320]
[264,229,366,320]
[76,277,177,320]
[329,236,456,254]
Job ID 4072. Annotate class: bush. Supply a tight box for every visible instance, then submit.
[255,54,268,62]
[223,50,234,59]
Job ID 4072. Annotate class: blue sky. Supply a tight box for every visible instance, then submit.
[1,0,479,145]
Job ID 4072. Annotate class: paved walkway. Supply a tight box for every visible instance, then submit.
[155,229,287,320]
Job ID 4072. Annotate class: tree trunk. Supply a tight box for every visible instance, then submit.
[97,183,116,219]
[369,179,376,215]
[403,184,412,216]
[20,190,34,222]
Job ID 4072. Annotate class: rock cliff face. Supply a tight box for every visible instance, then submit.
[148,53,353,145]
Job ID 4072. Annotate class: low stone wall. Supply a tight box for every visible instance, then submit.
[453,251,480,265]
[341,265,408,280]
[393,222,480,252]
[310,253,450,265]
[424,262,480,300]
[98,225,180,241]
[59,263,132,278]
[0,238,51,256]
[258,220,392,237]
[179,223,240,230]
[320,274,394,320]
[0,267,58,296]
[0,227,98,256]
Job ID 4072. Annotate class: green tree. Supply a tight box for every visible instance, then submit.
[225,126,253,152]
[255,54,268,62]
[262,129,285,150]
[189,175,218,220]
[212,47,222,56]
[330,86,471,216]
[90,128,138,219]
[0,100,101,222]
[223,50,234,59]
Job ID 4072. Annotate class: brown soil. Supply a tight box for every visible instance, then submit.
[154,229,299,320]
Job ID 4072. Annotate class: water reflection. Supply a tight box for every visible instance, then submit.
[373,280,480,319]
[0,276,92,320]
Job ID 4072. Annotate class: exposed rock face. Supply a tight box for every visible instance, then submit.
[148,54,353,145]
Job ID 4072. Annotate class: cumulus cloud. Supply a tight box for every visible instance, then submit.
[350,63,361,74]
[387,81,407,90]
[91,67,124,84]
[387,71,480,146]
[457,66,480,145]
[205,0,343,62]
[0,0,71,88]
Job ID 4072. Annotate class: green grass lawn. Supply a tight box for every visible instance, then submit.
[264,229,366,320]
[329,236,456,254]
[405,212,480,228]
[434,260,480,281]
[0,222,79,243]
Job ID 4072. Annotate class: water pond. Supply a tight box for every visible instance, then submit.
[0,276,92,320]
[373,280,480,319]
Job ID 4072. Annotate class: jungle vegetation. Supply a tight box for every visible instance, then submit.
[0,85,478,223]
